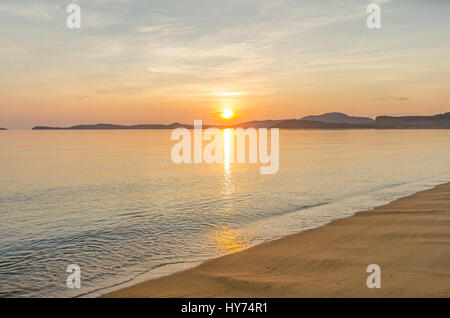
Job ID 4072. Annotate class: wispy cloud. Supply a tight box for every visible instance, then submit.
[137,24,196,36]
[374,96,409,101]
[0,3,54,21]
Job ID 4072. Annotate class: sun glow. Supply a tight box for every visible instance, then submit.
[220,109,234,119]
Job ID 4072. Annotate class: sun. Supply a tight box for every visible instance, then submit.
[220,109,235,119]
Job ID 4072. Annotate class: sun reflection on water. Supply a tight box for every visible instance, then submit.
[223,128,232,174]
[222,128,234,195]
[212,226,251,254]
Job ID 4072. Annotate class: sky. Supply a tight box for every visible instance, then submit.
[0,0,449,128]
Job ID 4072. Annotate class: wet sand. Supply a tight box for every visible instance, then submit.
[103,182,450,297]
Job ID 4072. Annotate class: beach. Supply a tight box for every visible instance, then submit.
[103,182,450,298]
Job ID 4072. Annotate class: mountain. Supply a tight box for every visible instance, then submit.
[375,112,450,128]
[272,119,372,129]
[301,112,374,124]
[231,120,283,129]
[31,112,450,130]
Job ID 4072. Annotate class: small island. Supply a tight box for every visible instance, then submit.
[0,128,7,130]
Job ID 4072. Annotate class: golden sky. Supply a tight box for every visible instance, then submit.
[0,0,449,128]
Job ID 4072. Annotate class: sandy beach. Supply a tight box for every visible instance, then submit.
[103,182,450,298]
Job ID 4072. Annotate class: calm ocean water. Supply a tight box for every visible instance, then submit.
[0,129,449,297]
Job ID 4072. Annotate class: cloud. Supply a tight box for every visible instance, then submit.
[0,3,54,21]
[373,96,409,101]
[372,0,393,5]
[136,24,196,36]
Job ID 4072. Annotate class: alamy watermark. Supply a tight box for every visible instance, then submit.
[66,4,381,30]
[171,121,279,174]
[367,4,381,29]
[366,264,381,288]
[66,264,81,289]
[66,4,81,29]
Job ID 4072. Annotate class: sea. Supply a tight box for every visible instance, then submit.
[0,129,449,297]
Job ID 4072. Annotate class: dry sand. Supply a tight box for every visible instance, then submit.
[103,182,450,297]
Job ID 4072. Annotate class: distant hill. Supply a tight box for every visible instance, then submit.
[375,112,450,128]
[31,112,450,130]
[272,119,372,129]
[231,120,283,129]
[32,123,194,130]
[301,112,374,124]
[32,121,281,130]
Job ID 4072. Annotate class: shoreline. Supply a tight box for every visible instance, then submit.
[102,182,450,298]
